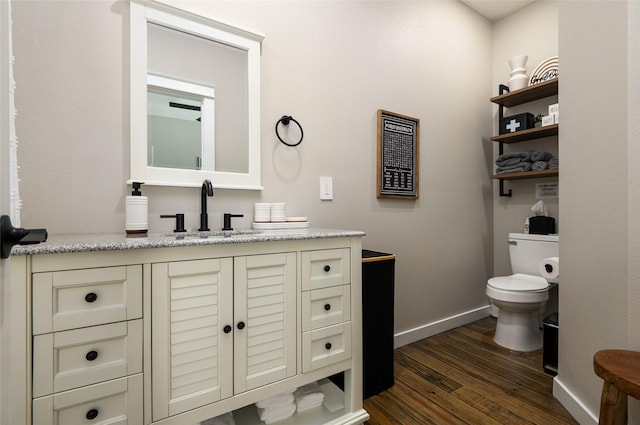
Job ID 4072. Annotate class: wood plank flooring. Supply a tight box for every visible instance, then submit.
[363,317,578,425]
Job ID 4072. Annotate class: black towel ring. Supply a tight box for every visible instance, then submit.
[275,115,304,147]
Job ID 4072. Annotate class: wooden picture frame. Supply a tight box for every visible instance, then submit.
[376,110,419,199]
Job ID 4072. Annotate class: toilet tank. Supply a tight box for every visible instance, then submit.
[509,233,559,276]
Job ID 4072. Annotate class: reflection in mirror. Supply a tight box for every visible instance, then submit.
[130,0,263,189]
[147,75,215,171]
[148,91,202,169]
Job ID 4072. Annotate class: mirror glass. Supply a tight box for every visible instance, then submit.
[130,0,263,189]
[148,90,203,170]
[147,77,212,170]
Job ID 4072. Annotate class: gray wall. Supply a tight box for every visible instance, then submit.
[12,1,493,345]
[555,1,640,423]
[13,1,640,422]
[491,1,559,278]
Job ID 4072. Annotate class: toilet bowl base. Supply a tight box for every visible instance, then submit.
[493,308,542,352]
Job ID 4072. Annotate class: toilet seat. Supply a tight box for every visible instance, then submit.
[487,273,549,304]
[488,273,549,292]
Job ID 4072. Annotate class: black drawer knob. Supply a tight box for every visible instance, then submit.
[324,303,331,311]
[85,350,99,361]
[84,292,98,303]
[237,321,246,330]
[86,408,99,420]
[325,342,332,350]
[223,325,232,334]
[324,265,331,272]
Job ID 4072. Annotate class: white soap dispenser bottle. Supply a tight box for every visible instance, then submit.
[125,182,148,234]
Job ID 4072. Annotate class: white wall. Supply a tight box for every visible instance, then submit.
[12,1,493,344]
[554,1,639,424]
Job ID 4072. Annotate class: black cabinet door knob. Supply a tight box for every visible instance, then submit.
[237,321,246,330]
[86,408,99,420]
[325,342,332,350]
[85,350,99,361]
[223,325,232,334]
[84,292,98,303]
[324,265,331,272]
[324,303,331,311]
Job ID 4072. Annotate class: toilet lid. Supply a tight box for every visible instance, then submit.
[488,273,549,291]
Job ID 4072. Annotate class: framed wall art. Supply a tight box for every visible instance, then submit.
[377,110,419,199]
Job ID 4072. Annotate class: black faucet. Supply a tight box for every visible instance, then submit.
[199,179,214,231]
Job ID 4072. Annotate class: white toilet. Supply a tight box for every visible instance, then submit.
[487,233,559,352]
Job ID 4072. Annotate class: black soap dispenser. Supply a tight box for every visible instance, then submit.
[125,182,148,234]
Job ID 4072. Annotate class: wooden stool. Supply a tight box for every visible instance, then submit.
[593,350,640,425]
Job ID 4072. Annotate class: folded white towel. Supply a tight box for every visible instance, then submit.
[294,382,325,411]
[256,403,296,424]
[200,412,235,425]
[255,391,295,409]
[296,399,324,412]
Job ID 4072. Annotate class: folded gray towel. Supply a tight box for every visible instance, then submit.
[496,157,522,167]
[549,158,559,169]
[495,151,531,167]
[532,161,548,171]
[530,151,553,162]
[496,162,532,174]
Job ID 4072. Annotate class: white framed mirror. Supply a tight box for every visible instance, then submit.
[130,0,264,189]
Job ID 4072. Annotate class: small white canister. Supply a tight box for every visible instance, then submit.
[270,203,286,222]
[254,203,271,223]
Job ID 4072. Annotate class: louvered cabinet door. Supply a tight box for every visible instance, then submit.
[233,253,297,393]
[151,258,234,421]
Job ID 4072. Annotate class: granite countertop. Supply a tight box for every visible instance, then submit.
[10,228,366,256]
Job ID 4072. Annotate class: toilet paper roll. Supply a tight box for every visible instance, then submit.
[539,257,559,281]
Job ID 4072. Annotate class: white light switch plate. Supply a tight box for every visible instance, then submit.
[320,176,333,200]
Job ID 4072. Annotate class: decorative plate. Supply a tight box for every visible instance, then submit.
[529,56,559,85]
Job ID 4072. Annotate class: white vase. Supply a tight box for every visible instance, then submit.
[508,55,529,91]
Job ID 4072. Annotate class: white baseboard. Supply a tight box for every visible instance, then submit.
[553,376,598,425]
[393,305,491,349]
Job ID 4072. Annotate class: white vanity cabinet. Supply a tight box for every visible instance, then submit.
[151,258,234,420]
[301,249,352,373]
[150,253,297,421]
[30,265,144,425]
[7,231,368,425]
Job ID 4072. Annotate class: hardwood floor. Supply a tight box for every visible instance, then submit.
[363,317,578,425]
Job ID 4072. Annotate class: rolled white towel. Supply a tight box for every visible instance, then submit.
[200,412,235,425]
[294,382,325,412]
[255,391,295,409]
[256,403,296,424]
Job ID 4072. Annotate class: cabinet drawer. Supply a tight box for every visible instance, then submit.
[33,265,143,335]
[302,322,352,373]
[32,374,143,425]
[33,320,143,398]
[302,285,351,331]
[301,249,350,291]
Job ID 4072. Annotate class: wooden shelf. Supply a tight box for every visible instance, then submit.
[490,78,559,196]
[490,78,558,107]
[492,169,558,180]
[490,124,558,144]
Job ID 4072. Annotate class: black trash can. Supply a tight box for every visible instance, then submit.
[362,249,395,398]
[543,313,558,376]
